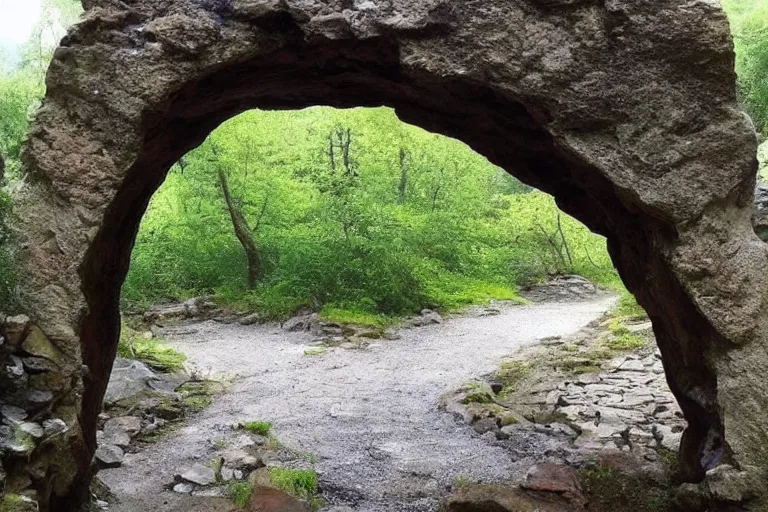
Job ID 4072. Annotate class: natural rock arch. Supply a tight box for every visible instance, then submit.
[2,0,767,509]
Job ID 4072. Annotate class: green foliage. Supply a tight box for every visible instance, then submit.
[0,187,17,309]
[0,494,27,512]
[117,322,186,372]
[241,421,272,436]
[268,468,319,503]
[226,481,253,508]
[304,347,327,356]
[122,107,617,318]
[723,0,768,133]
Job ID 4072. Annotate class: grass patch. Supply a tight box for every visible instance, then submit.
[304,347,327,356]
[605,320,645,351]
[118,322,186,373]
[320,305,392,328]
[241,421,272,436]
[268,468,319,503]
[425,276,530,312]
[226,481,254,508]
[183,394,212,412]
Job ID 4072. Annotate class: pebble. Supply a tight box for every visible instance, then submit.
[173,483,194,494]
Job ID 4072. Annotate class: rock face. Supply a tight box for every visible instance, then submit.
[4,0,767,509]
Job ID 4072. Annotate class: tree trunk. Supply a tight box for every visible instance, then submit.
[218,167,262,289]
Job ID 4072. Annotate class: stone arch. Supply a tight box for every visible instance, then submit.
[3,0,768,509]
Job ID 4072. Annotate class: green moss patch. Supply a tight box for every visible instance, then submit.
[241,421,272,436]
[118,321,186,373]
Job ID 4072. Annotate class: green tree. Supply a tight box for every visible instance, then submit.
[724,0,768,133]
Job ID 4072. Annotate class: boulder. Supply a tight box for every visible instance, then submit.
[104,358,158,405]
[95,444,124,468]
[521,463,585,506]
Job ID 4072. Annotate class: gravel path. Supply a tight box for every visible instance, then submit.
[101,296,615,512]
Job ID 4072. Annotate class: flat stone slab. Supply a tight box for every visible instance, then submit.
[180,464,216,486]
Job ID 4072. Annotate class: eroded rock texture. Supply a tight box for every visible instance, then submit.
[5,0,767,509]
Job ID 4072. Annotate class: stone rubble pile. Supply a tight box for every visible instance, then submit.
[166,426,315,500]
[95,357,222,470]
[521,275,598,303]
[0,314,78,508]
[442,318,686,469]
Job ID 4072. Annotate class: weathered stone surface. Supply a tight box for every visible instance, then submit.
[42,419,67,437]
[180,464,216,486]
[172,483,194,494]
[95,444,124,468]
[98,428,130,448]
[410,309,443,327]
[104,358,158,405]
[7,0,768,509]
[104,416,142,437]
[3,315,29,347]
[521,463,585,506]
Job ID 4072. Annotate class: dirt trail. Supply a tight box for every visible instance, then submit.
[101,296,615,512]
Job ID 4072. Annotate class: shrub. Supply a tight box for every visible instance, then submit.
[241,421,272,436]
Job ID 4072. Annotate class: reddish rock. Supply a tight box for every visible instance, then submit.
[522,463,585,506]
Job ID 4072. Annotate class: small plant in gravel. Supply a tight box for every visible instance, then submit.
[304,347,327,356]
[226,481,253,508]
[452,475,472,488]
[241,421,272,436]
[268,468,322,508]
